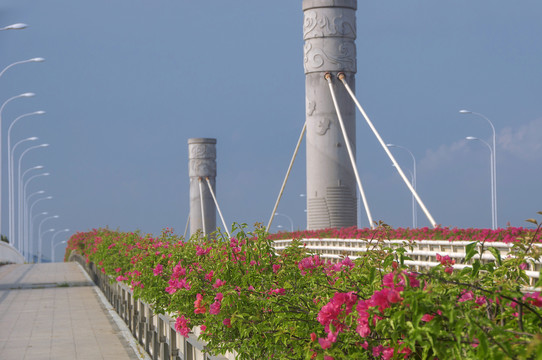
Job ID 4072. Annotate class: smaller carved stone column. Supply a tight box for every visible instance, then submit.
[188,138,217,238]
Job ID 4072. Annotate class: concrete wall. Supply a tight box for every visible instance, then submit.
[0,242,25,264]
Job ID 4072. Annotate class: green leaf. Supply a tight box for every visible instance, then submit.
[471,260,480,278]
[487,247,502,266]
[526,218,538,225]
[477,332,489,358]
[465,241,478,263]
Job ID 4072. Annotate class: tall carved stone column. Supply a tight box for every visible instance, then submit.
[303,0,358,229]
[188,138,217,238]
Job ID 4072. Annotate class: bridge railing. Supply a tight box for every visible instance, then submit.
[70,252,235,360]
[273,238,541,287]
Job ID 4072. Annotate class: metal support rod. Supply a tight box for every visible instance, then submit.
[325,73,374,229]
[183,214,190,240]
[205,177,230,238]
[338,73,438,228]
[198,178,206,237]
[267,122,306,231]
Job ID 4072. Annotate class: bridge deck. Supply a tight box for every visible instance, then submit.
[0,262,144,360]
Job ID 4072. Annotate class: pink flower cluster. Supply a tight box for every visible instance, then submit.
[436,253,455,274]
[174,315,190,337]
[298,255,325,275]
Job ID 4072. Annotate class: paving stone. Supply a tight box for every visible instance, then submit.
[0,263,142,359]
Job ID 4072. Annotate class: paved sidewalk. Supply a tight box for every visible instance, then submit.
[0,262,144,360]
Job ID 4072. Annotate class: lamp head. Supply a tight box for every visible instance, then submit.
[465,136,477,140]
[3,23,28,30]
[459,110,472,114]
[40,144,49,147]
[386,143,396,147]
[30,57,45,62]
[27,137,38,141]
[35,111,46,115]
[36,190,45,194]
[21,92,35,98]
[33,165,44,170]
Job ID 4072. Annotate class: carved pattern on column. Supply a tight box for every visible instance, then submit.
[303,10,356,40]
[303,9,356,74]
[189,144,216,177]
[303,41,356,73]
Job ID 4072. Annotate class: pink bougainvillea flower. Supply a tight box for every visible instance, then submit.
[475,296,487,306]
[269,287,286,296]
[318,337,332,350]
[272,264,281,273]
[213,279,226,288]
[209,301,221,315]
[382,347,394,360]
[223,318,231,328]
[153,264,163,276]
[523,292,542,307]
[459,291,475,302]
[387,289,403,304]
[310,332,317,342]
[205,270,214,281]
[324,356,334,360]
[194,293,207,314]
[421,314,434,322]
[372,345,384,357]
[174,315,190,337]
[195,245,211,256]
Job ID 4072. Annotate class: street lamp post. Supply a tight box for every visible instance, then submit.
[39,228,55,263]
[387,144,417,228]
[8,137,38,246]
[27,210,48,261]
[52,241,67,263]
[274,212,294,232]
[0,23,28,31]
[466,136,495,230]
[22,190,44,253]
[50,229,69,262]
[8,111,45,245]
[24,182,51,261]
[0,92,35,238]
[0,58,45,79]
[37,216,58,263]
[18,144,49,247]
[460,110,497,228]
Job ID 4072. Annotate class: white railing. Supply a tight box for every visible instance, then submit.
[273,238,541,286]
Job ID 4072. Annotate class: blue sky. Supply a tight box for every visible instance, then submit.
[1,1,541,260]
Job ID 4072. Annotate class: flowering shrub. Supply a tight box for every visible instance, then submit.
[65,216,542,359]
